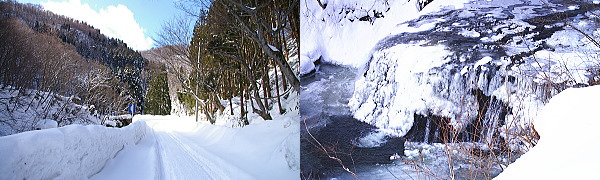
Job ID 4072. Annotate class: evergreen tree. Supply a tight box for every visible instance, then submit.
[145,70,171,115]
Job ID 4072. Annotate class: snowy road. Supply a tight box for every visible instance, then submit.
[151,118,253,179]
[91,115,299,180]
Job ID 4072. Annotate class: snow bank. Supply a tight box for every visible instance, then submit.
[193,116,300,179]
[207,92,300,179]
[0,121,147,179]
[214,90,299,128]
[495,85,600,179]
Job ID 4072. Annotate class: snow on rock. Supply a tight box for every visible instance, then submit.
[344,0,600,145]
[0,121,147,180]
[300,0,470,75]
[404,149,421,159]
[474,56,492,68]
[459,29,481,38]
[350,43,457,137]
[300,54,316,75]
[527,50,599,85]
[355,130,389,148]
[104,120,118,127]
[495,85,600,179]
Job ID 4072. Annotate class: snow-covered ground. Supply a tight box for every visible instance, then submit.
[0,96,299,179]
[94,114,299,180]
[0,121,146,179]
[495,85,600,179]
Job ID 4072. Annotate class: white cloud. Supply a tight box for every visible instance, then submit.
[41,0,154,50]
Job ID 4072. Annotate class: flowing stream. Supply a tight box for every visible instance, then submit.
[300,0,599,179]
[300,64,502,179]
[301,64,407,178]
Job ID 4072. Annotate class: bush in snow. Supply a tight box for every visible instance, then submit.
[0,88,100,136]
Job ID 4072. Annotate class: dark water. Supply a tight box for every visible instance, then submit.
[300,64,405,178]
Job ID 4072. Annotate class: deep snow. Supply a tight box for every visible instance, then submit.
[0,121,146,179]
[0,92,299,179]
[495,85,600,179]
[93,114,300,180]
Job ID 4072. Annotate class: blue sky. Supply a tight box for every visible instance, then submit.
[17,0,192,50]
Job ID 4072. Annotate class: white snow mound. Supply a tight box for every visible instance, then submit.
[495,85,600,179]
[0,121,147,179]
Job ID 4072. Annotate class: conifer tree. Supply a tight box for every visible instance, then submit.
[145,69,171,115]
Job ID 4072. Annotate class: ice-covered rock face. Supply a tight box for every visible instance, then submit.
[349,0,600,146]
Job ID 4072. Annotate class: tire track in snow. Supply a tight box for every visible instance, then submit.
[152,129,165,180]
[167,132,253,179]
[148,118,254,180]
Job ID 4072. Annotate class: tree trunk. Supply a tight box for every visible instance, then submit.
[253,96,272,120]
[203,104,213,124]
[240,89,248,125]
[218,0,300,92]
[250,79,272,120]
[274,60,284,114]
[229,98,234,115]
[240,89,245,118]
[248,86,255,113]
[262,71,269,109]
[262,39,299,92]
[213,93,225,112]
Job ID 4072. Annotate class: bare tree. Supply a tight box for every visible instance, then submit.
[153,14,217,122]
[153,15,195,63]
